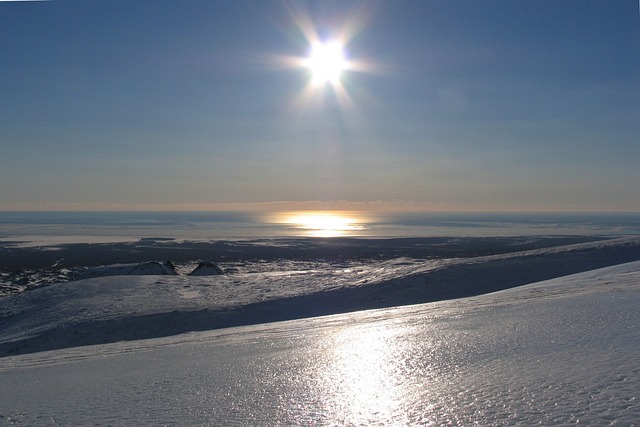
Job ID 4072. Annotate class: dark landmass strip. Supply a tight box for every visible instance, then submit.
[0,235,607,271]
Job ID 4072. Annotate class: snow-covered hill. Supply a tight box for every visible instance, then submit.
[1,236,639,356]
[0,258,638,425]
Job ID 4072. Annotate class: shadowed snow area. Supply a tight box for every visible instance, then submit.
[0,258,639,425]
[0,237,639,357]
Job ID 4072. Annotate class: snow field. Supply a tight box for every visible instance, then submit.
[0,260,638,425]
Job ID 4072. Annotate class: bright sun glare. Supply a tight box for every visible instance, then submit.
[273,4,378,126]
[276,211,366,237]
[305,41,348,85]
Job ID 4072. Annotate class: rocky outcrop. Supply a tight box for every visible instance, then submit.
[188,262,225,276]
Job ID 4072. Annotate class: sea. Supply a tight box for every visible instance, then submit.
[1,211,639,245]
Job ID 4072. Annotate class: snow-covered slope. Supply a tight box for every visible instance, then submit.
[1,236,639,356]
[0,260,638,425]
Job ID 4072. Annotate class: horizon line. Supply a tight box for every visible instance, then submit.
[0,201,638,215]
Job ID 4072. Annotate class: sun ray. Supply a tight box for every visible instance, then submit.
[267,2,387,149]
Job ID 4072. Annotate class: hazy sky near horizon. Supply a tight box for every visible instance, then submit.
[1,0,638,212]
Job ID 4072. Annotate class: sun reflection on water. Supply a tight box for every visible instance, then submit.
[272,211,369,237]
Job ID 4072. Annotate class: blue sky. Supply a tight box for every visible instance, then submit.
[1,0,638,211]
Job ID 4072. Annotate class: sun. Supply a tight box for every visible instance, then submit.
[272,3,380,120]
[305,41,348,85]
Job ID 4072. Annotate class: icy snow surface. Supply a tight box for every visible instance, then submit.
[0,260,639,425]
